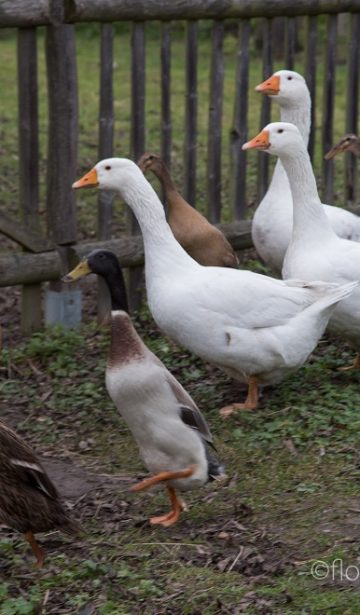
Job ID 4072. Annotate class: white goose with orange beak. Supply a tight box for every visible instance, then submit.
[73,158,356,413]
[244,122,360,369]
[252,70,360,274]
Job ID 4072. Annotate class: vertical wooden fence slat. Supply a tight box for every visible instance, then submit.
[46,25,78,245]
[161,22,172,171]
[230,19,250,220]
[184,20,198,207]
[257,18,273,202]
[345,12,359,205]
[97,23,114,322]
[207,20,224,223]
[322,13,337,204]
[17,27,42,334]
[129,21,146,311]
[285,17,296,69]
[45,24,80,326]
[305,15,317,162]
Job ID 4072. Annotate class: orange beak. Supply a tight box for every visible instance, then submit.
[255,74,280,96]
[242,130,270,151]
[72,167,98,189]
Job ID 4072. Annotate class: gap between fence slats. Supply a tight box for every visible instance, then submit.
[285,17,296,69]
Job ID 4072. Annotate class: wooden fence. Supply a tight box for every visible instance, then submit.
[0,0,359,332]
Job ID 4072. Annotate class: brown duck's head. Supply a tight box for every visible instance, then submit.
[137,152,165,175]
[325,134,359,160]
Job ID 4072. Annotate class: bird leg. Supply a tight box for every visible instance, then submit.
[220,376,259,417]
[130,467,196,527]
[24,531,44,568]
[129,466,195,492]
[338,354,360,372]
[149,486,184,527]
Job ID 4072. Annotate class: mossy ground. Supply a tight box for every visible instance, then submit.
[1,294,360,613]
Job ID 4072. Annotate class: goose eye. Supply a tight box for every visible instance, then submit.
[277,129,284,134]
[287,76,292,80]
[105,165,111,171]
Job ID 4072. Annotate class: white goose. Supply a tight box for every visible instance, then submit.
[244,122,360,368]
[252,70,360,274]
[73,160,356,413]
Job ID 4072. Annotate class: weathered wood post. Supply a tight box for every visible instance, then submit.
[128,21,146,312]
[17,27,42,334]
[230,19,250,220]
[45,21,80,327]
[207,20,224,224]
[97,23,114,322]
[322,14,337,204]
[345,12,359,205]
[257,18,273,202]
[184,21,198,206]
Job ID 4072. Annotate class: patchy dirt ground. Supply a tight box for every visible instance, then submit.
[1,265,360,613]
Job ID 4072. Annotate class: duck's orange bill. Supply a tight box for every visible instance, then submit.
[72,167,98,189]
[255,74,280,95]
[242,130,270,151]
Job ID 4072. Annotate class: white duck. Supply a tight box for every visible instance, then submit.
[64,249,225,526]
[252,70,360,274]
[73,160,356,413]
[244,122,360,368]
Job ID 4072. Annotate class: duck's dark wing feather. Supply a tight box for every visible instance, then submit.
[0,421,58,500]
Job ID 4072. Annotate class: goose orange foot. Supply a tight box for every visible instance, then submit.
[338,354,360,372]
[220,376,258,417]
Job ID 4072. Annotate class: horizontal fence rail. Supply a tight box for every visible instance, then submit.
[0,0,359,334]
[0,221,252,287]
[1,0,360,28]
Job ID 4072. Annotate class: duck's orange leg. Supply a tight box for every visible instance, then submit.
[338,354,360,372]
[24,531,44,568]
[150,486,184,527]
[130,466,195,492]
[130,467,195,527]
[220,376,259,417]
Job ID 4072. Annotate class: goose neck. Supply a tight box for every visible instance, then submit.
[279,147,334,240]
[119,174,195,270]
[279,97,311,146]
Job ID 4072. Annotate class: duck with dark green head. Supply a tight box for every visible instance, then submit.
[64,250,225,527]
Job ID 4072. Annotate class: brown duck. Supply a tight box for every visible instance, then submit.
[0,420,81,567]
[325,134,360,160]
[137,152,239,268]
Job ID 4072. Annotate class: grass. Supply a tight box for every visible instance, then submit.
[1,19,360,614]
[1,309,360,613]
[0,19,356,249]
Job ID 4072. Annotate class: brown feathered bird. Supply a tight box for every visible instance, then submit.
[137,152,239,268]
[325,134,360,160]
[0,420,81,567]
